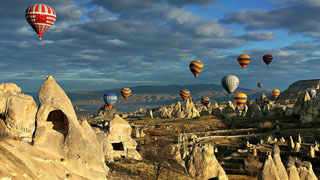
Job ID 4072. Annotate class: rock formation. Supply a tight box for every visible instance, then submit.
[4,94,37,143]
[103,114,142,162]
[211,103,222,117]
[287,161,301,180]
[297,161,318,180]
[273,145,288,180]
[222,101,236,119]
[259,154,280,180]
[98,104,117,119]
[0,83,21,117]
[186,144,228,180]
[246,101,262,117]
[32,76,108,179]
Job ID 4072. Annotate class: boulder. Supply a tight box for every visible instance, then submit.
[0,83,21,117]
[32,76,108,179]
[4,94,37,143]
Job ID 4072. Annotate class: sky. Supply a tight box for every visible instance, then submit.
[1,0,320,92]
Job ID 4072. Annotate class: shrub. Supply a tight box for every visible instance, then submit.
[244,154,263,177]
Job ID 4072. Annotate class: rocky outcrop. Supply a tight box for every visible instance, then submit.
[222,101,236,119]
[0,83,21,117]
[186,144,228,180]
[211,103,222,117]
[287,161,301,180]
[98,104,117,119]
[32,76,108,179]
[4,94,37,143]
[273,145,288,180]
[246,101,262,117]
[259,154,280,180]
[297,161,318,180]
[103,114,142,162]
[278,79,320,100]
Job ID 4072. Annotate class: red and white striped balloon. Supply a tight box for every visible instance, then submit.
[25,4,56,40]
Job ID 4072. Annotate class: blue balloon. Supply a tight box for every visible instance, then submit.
[104,93,117,107]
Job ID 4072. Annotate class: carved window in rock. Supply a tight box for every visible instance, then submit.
[112,142,124,151]
[47,110,68,135]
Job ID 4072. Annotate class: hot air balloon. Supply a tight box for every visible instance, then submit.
[272,89,280,99]
[263,54,273,66]
[258,83,263,88]
[180,89,190,101]
[104,93,117,107]
[221,75,239,94]
[308,89,317,99]
[201,97,210,107]
[121,88,131,100]
[189,60,203,78]
[25,4,56,40]
[234,93,247,107]
[237,54,250,69]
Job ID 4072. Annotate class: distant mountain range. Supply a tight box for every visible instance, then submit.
[27,84,272,114]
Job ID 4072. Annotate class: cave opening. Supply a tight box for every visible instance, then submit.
[112,142,124,151]
[46,110,68,136]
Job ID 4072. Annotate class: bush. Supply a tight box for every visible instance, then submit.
[244,154,263,177]
[258,121,272,129]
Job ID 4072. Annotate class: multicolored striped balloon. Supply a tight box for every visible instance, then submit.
[121,88,131,100]
[104,93,117,107]
[234,93,247,107]
[263,54,273,66]
[258,83,263,88]
[237,54,250,69]
[25,4,56,40]
[201,97,210,107]
[272,89,280,99]
[180,89,190,101]
[189,60,203,78]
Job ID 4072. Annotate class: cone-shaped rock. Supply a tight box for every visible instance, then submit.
[273,145,288,180]
[259,154,280,180]
[33,76,108,179]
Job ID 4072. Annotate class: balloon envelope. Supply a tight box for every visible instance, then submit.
[272,89,280,99]
[25,4,56,40]
[189,60,203,78]
[104,93,117,107]
[234,93,247,107]
[263,54,273,66]
[221,75,239,94]
[237,54,250,69]
[258,83,263,88]
[180,89,190,101]
[308,89,317,99]
[201,97,210,107]
[121,88,131,100]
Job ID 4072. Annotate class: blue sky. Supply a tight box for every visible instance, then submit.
[0,0,320,92]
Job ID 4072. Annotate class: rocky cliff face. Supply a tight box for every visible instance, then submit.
[278,79,320,100]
